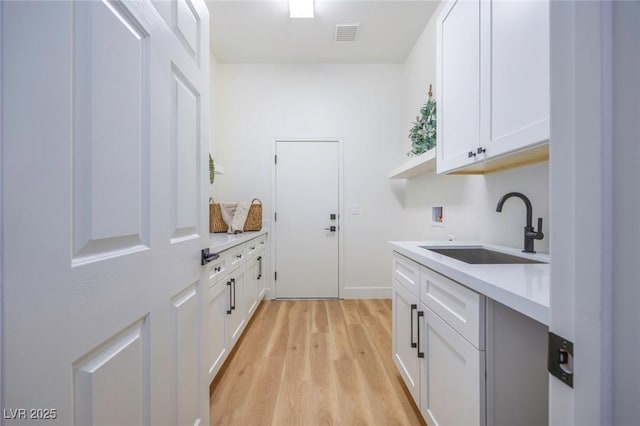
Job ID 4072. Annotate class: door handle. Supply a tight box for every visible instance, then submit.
[324,226,336,232]
[410,304,417,348]
[226,281,232,315]
[417,311,424,358]
[201,248,219,265]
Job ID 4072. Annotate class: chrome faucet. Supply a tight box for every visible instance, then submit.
[496,192,544,253]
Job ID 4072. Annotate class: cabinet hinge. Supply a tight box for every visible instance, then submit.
[274,271,277,281]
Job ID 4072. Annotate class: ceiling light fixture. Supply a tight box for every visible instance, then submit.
[289,0,314,18]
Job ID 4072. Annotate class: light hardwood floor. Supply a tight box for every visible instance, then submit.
[209,299,425,425]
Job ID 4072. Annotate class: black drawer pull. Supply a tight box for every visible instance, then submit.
[410,304,417,348]
[417,311,424,358]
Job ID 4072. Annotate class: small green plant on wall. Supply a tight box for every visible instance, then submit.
[408,84,436,157]
[209,153,215,184]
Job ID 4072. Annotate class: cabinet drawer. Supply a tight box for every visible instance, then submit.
[246,239,259,258]
[420,266,485,349]
[207,255,228,284]
[392,253,420,297]
[227,243,247,271]
[246,234,266,257]
[255,234,267,252]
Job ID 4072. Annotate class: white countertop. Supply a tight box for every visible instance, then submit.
[390,241,550,325]
[209,228,268,253]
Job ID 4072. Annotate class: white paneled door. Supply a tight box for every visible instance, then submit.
[274,140,341,298]
[1,1,209,425]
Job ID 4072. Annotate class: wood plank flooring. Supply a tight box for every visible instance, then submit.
[209,299,425,426]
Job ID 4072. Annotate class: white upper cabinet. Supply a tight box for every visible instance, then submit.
[436,0,482,173]
[437,0,549,174]
[481,0,549,158]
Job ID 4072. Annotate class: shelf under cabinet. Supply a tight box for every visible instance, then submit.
[387,148,436,179]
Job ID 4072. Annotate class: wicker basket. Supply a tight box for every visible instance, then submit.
[209,198,263,233]
[244,199,262,231]
[209,198,227,233]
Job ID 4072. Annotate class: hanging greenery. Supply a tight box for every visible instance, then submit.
[209,153,215,184]
[408,84,437,157]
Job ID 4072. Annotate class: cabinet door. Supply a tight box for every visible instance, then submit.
[482,0,549,158]
[207,281,229,381]
[256,254,266,299]
[228,268,246,347]
[392,279,421,403]
[245,256,259,318]
[437,0,482,173]
[423,306,485,426]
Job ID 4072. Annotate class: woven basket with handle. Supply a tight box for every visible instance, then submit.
[209,198,227,233]
[209,198,262,233]
[243,198,262,231]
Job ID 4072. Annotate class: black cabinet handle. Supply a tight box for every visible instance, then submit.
[410,304,417,348]
[226,281,232,315]
[257,256,262,279]
[417,311,425,358]
[468,151,477,158]
[477,147,486,154]
[231,278,236,310]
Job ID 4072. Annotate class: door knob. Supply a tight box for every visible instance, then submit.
[324,226,337,232]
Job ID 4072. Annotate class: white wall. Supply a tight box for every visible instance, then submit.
[212,64,405,297]
[208,53,219,199]
[211,3,551,298]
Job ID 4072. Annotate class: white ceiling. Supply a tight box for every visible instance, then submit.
[206,0,441,63]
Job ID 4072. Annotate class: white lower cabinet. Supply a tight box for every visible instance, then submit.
[392,251,548,426]
[393,255,484,426]
[244,243,267,319]
[420,302,484,426]
[256,254,266,298]
[207,280,229,378]
[392,279,420,401]
[227,266,246,347]
[206,234,268,384]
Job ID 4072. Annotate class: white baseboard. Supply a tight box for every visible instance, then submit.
[264,286,392,299]
[340,286,392,299]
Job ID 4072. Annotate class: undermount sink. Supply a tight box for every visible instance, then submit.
[421,247,545,264]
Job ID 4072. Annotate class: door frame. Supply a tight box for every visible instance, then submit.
[269,137,345,299]
[0,1,4,412]
[549,1,614,424]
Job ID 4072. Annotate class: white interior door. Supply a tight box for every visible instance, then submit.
[274,140,340,298]
[1,1,209,425]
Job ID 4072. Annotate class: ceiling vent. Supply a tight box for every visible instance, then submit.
[335,24,360,42]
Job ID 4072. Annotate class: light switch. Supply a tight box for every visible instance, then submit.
[351,203,360,215]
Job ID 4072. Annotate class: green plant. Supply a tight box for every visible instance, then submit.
[209,153,215,184]
[408,85,437,157]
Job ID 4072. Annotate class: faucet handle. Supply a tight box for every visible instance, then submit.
[536,217,544,239]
